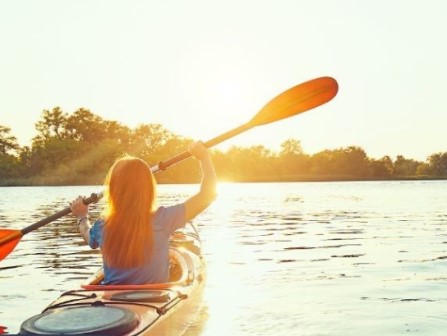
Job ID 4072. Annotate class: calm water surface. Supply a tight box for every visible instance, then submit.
[0,181,447,335]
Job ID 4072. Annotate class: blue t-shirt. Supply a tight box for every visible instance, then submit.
[89,203,186,285]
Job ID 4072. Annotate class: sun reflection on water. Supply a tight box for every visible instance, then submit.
[2,181,447,335]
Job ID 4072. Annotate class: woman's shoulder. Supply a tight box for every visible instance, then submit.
[154,203,183,218]
[153,203,186,228]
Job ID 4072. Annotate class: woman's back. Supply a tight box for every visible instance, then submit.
[90,204,186,284]
[70,141,217,285]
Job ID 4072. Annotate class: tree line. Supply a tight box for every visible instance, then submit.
[1,107,446,186]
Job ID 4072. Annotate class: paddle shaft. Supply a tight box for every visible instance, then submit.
[0,193,100,246]
[153,123,252,172]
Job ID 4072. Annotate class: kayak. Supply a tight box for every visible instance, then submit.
[19,223,206,336]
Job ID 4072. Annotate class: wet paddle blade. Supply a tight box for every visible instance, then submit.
[0,230,22,261]
[249,76,338,126]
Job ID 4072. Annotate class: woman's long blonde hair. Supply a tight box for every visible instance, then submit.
[101,155,156,268]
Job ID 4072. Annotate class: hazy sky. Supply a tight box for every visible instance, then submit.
[1,0,446,161]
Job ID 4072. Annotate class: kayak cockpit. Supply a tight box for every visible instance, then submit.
[81,247,193,290]
[19,226,205,336]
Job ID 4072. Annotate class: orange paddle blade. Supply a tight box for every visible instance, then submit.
[0,229,23,261]
[249,76,338,126]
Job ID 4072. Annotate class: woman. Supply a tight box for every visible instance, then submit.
[69,141,217,284]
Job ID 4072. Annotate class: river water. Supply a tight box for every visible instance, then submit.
[0,181,446,335]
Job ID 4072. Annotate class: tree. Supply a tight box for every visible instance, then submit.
[427,152,447,176]
[337,146,370,177]
[64,108,107,143]
[393,155,421,176]
[0,153,20,182]
[280,138,303,157]
[0,126,20,182]
[222,145,274,181]
[370,155,393,178]
[103,120,131,147]
[278,138,310,176]
[310,146,370,178]
[416,162,432,176]
[34,107,68,142]
[0,125,19,154]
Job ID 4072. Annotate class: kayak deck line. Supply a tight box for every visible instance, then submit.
[34,287,188,332]
[19,223,206,336]
[41,287,187,315]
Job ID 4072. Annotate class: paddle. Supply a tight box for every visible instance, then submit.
[0,193,100,261]
[0,76,338,260]
[154,76,338,171]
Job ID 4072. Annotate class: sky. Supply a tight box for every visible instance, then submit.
[0,0,446,161]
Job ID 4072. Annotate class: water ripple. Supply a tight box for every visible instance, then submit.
[2,182,447,336]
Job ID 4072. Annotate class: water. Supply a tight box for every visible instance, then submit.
[0,181,447,335]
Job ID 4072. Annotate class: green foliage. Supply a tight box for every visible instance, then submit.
[0,110,446,185]
[426,152,447,176]
[0,153,20,182]
[309,146,370,178]
[280,139,303,157]
[369,156,393,178]
[393,155,420,177]
[0,125,19,154]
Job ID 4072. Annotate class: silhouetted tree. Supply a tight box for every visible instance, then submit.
[370,155,393,178]
[1,107,447,185]
[310,146,370,178]
[0,125,19,154]
[426,152,447,176]
[393,155,421,176]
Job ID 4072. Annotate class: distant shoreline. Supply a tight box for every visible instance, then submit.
[2,109,446,186]
[2,175,446,187]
